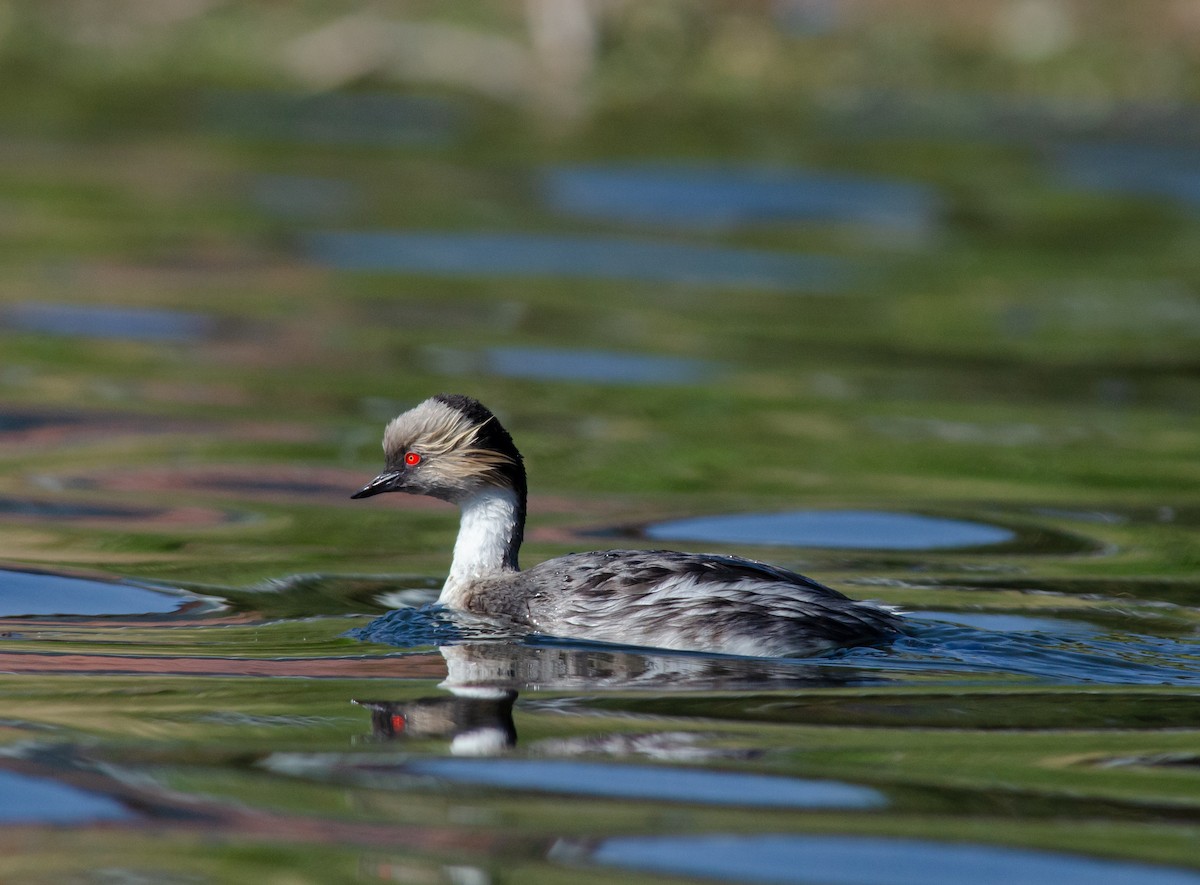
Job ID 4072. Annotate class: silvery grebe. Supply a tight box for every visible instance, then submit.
[352,394,902,657]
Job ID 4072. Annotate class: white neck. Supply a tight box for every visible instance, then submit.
[440,487,522,605]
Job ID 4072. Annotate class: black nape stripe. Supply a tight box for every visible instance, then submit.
[432,393,495,426]
[432,393,527,499]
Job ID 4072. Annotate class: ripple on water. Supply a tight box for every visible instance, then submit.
[584,834,1200,885]
[907,610,1101,637]
[0,568,193,617]
[0,497,165,522]
[351,605,1200,689]
[305,231,851,292]
[644,510,1016,551]
[0,496,235,530]
[0,770,131,823]
[836,617,1200,687]
[0,408,206,450]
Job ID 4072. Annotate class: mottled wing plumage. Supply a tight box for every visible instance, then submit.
[461,550,902,658]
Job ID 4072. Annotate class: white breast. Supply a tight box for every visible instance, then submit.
[441,487,522,605]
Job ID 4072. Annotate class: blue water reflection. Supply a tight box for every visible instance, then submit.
[306,231,851,291]
[0,770,131,823]
[0,568,188,617]
[542,164,939,235]
[1058,143,1200,210]
[589,833,1200,885]
[397,758,885,809]
[839,619,1200,686]
[3,303,213,342]
[645,510,1016,550]
[427,345,715,385]
[908,610,1100,637]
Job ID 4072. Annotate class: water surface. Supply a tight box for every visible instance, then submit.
[0,770,131,824]
[645,510,1017,550]
[426,345,716,385]
[205,90,460,146]
[267,754,887,809]
[306,231,851,290]
[1,9,1199,882]
[587,834,1200,885]
[0,568,190,617]
[2,303,214,342]
[543,164,940,235]
[1057,143,1200,210]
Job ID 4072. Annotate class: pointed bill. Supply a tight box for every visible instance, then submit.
[351,470,404,499]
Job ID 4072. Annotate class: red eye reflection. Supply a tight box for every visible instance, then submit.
[404,451,421,466]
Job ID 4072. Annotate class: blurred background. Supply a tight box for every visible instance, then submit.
[1,3,1200,883]
[0,0,1197,582]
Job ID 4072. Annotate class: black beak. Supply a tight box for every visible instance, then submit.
[351,470,404,499]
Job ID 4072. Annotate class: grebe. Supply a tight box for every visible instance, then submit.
[352,394,902,657]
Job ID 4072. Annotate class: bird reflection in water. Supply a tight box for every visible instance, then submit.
[353,640,865,755]
[354,688,518,755]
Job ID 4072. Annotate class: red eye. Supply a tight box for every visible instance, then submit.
[404,451,421,466]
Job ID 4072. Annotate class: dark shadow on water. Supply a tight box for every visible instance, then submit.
[1097,751,1200,770]
[0,410,93,434]
[0,497,165,522]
